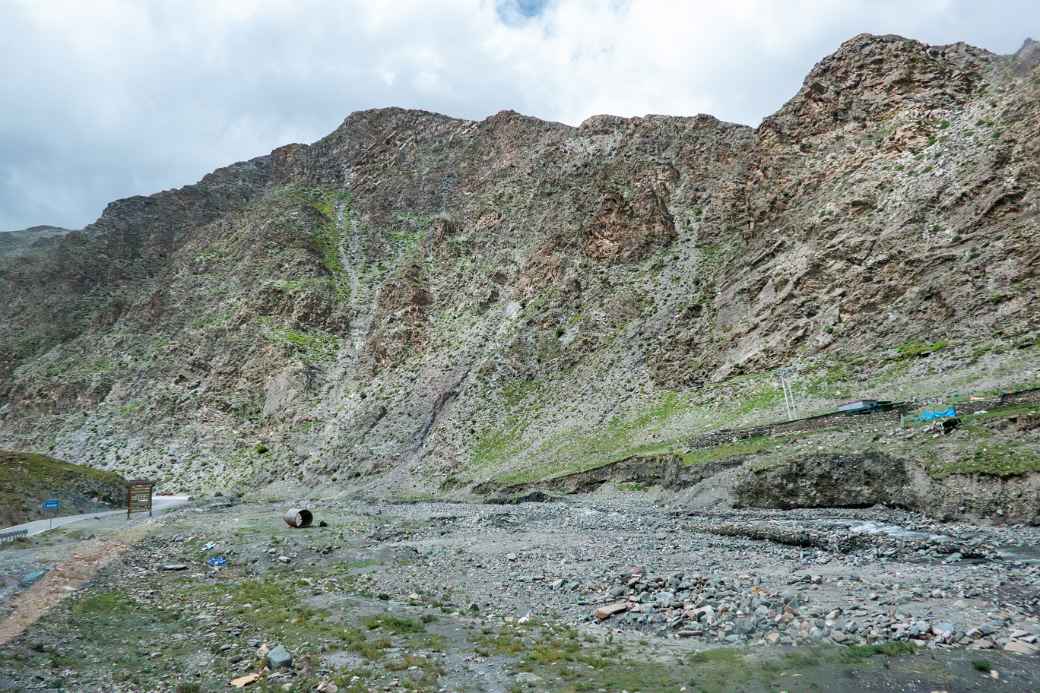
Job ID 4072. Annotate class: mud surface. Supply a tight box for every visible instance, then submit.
[0,495,1039,691]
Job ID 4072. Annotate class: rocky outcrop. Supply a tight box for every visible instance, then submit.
[0,450,127,526]
[734,453,915,510]
[0,226,72,258]
[734,454,1040,525]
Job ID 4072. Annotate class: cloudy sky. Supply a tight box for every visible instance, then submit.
[1,0,1035,231]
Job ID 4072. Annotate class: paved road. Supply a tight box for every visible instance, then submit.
[0,496,191,538]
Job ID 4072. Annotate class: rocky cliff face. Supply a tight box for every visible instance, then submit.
[0,34,1038,494]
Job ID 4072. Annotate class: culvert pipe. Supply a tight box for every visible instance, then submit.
[284,508,313,528]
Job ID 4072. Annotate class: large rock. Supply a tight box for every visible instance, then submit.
[266,644,293,670]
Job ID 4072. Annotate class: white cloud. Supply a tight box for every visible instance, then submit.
[0,0,1034,229]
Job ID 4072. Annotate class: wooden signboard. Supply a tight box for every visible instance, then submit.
[127,479,154,519]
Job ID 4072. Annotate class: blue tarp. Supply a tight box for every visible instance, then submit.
[919,406,956,422]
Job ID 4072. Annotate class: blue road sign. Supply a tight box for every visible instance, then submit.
[42,499,60,511]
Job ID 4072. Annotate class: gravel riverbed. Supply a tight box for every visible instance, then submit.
[1,494,1038,691]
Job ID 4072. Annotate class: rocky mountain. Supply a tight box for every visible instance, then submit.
[0,226,73,259]
[0,34,1038,498]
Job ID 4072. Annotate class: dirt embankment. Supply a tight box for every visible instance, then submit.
[485,451,1040,525]
[734,454,1040,524]
[0,450,126,527]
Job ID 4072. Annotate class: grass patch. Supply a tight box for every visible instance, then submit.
[682,435,780,465]
[475,627,528,657]
[261,321,342,363]
[362,614,425,635]
[501,379,541,409]
[472,421,528,469]
[342,626,392,660]
[969,402,1040,422]
[71,591,134,619]
[843,641,917,659]
[895,340,947,359]
[490,391,696,485]
[927,443,1040,479]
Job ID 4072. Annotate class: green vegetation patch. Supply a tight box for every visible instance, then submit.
[468,623,951,693]
[895,339,948,359]
[501,378,542,409]
[927,443,1040,479]
[261,320,342,363]
[681,435,781,466]
[471,421,528,469]
[843,641,917,659]
[273,184,352,302]
[362,614,425,635]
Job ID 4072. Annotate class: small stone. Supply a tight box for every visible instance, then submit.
[908,621,931,637]
[1004,640,1039,655]
[277,556,291,564]
[690,605,715,623]
[230,673,260,688]
[514,672,543,687]
[655,591,675,609]
[968,638,995,650]
[594,602,629,621]
[160,564,188,571]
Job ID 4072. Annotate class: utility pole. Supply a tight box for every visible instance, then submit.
[778,367,797,421]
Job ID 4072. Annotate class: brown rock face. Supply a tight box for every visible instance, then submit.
[0,34,1038,493]
[365,262,434,371]
[583,184,677,263]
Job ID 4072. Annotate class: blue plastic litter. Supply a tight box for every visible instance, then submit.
[19,569,48,588]
[919,406,956,422]
[206,556,228,567]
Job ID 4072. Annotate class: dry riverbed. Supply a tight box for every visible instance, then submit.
[1,494,1039,692]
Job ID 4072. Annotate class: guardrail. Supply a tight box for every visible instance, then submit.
[0,528,29,543]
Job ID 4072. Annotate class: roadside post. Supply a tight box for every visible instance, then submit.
[127,480,154,519]
[42,498,60,529]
